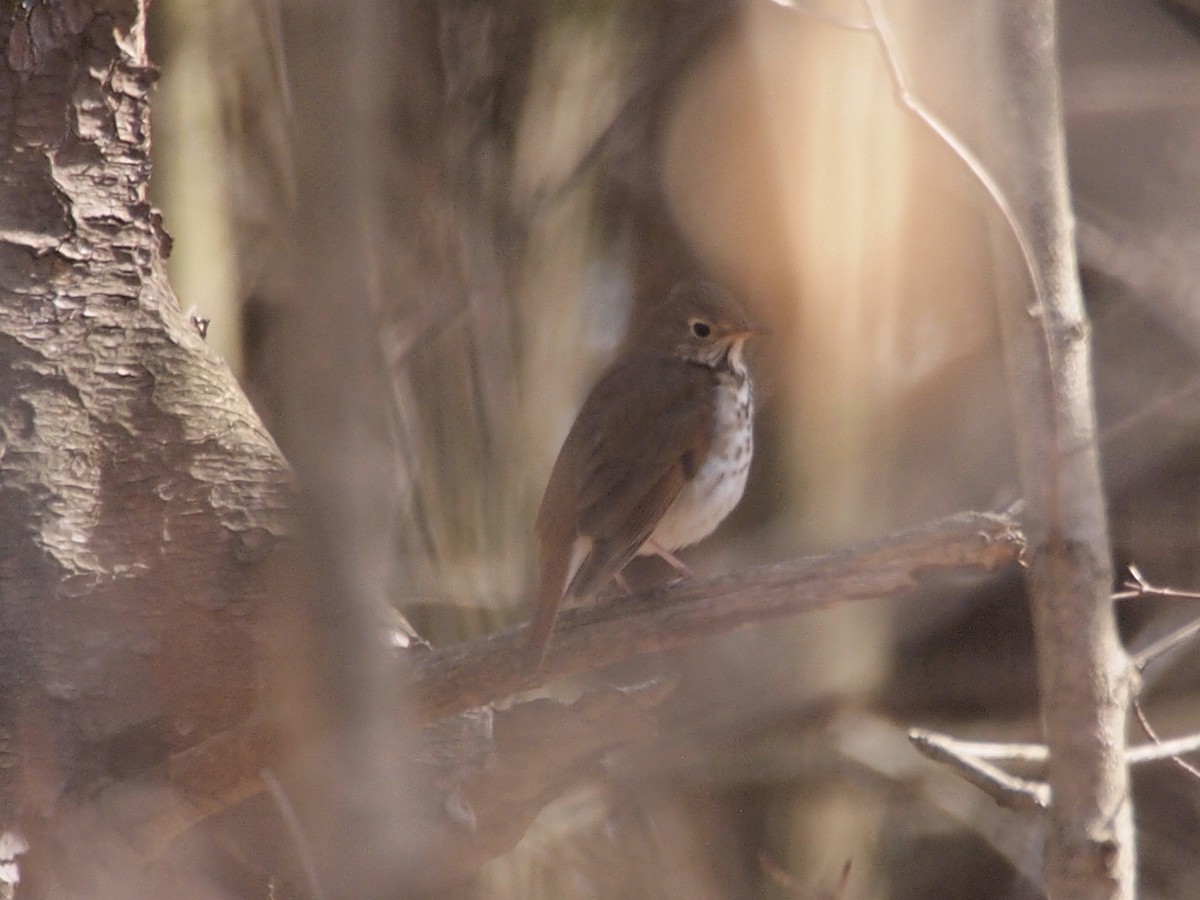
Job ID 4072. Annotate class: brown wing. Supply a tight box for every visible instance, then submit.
[566,356,714,591]
[528,354,715,667]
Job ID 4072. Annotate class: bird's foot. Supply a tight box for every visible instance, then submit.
[646,539,695,580]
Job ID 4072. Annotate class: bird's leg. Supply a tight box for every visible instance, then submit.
[614,570,632,593]
[646,540,695,580]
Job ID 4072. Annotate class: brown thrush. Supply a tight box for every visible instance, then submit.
[529,282,761,667]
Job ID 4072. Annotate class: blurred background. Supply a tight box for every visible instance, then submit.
[148,0,1200,896]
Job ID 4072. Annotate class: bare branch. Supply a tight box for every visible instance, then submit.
[60,512,1018,866]
[862,0,1045,310]
[913,730,1200,769]
[1133,701,1200,782]
[835,712,1045,886]
[837,12,1136,889]
[409,511,1022,723]
[781,0,1047,316]
[785,19,1135,889]
[909,730,1050,812]
[1126,730,1200,766]
[911,720,1200,826]
[1113,565,1200,602]
[921,737,1049,765]
[1131,616,1200,672]
[985,0,1136,895]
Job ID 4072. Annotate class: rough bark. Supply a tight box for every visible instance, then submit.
[0,2,291,892]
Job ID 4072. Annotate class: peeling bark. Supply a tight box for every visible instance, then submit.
[0,2,291,889]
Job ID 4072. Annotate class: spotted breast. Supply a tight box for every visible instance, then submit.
[640,360,753,555]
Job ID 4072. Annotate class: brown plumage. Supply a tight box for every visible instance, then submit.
[529,282,760,668]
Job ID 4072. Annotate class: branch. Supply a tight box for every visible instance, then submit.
[912,729,1200,769]
[835,712,1046,887]
[1113,564,1200,603]
[1131,616,1200,672]
[911,724,1200,827]
[909,730,1050,812]
[1127,730,1200,766]
[409,510,1022,723]
[987,1,1136,894]
[63,509,1020,880]
[863,0,1046,310]
[1132,702,1200,783]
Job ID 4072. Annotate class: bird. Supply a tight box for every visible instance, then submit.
[528,281,761,668]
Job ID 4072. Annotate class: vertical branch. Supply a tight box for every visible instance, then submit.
[990,2,1135,897]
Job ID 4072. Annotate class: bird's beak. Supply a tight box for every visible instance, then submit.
[732,323,767,341]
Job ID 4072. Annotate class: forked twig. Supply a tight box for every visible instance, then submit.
[1113,564,1200,602]
[1111,565,1200,679]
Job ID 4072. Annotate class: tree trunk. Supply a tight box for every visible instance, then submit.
[0,3,290,893]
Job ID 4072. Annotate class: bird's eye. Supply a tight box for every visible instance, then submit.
[690,320,712,339]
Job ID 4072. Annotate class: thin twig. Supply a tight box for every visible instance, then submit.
[1112,564,1200,602]
[920,737,1048,765]
[1127,730,1200,765]
[909,730,1050,812]
[911,729,1200,768]
[861,0,1046,312]
[1132,701,1200,781]
[835,712,1045,886]
[1131,616,1200,671]
[779,0,1047,324]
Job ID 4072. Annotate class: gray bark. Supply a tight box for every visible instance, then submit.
[989,1,1136,896]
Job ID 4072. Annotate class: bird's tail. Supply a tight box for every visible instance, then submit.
[526,578,562,672]
[527,534,596,671]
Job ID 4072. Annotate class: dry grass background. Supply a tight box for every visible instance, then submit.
[148,0,1200,896]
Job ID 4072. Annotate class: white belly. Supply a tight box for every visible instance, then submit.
[643,373,752,553]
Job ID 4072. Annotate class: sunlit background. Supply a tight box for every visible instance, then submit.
[148,0,1200,896]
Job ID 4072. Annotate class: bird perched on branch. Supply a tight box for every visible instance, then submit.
[529,282,762,668]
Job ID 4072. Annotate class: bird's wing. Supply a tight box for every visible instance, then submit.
[528,355,714,667]
[564,356,715,596]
